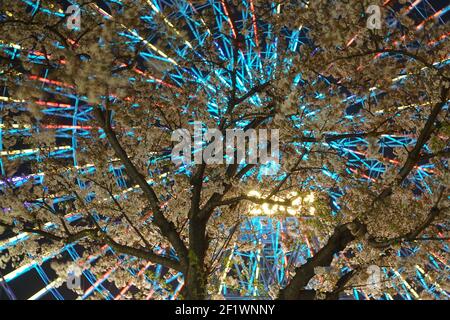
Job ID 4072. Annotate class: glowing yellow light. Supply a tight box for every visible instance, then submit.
[287,207,296,215]
[0,123,31,129]
[250,208,262,216]
[0,95,25,103]
[292,197,302,207]
[246,190,315,216]
[270,205,278,215]
[304,193,315,203]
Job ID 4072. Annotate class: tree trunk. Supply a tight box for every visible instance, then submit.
[183,257,208,299]
[183,218,208,299]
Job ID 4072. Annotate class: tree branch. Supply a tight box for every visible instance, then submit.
[0,221,184,272]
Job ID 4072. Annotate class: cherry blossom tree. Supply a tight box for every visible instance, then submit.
[0,0,448,300]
